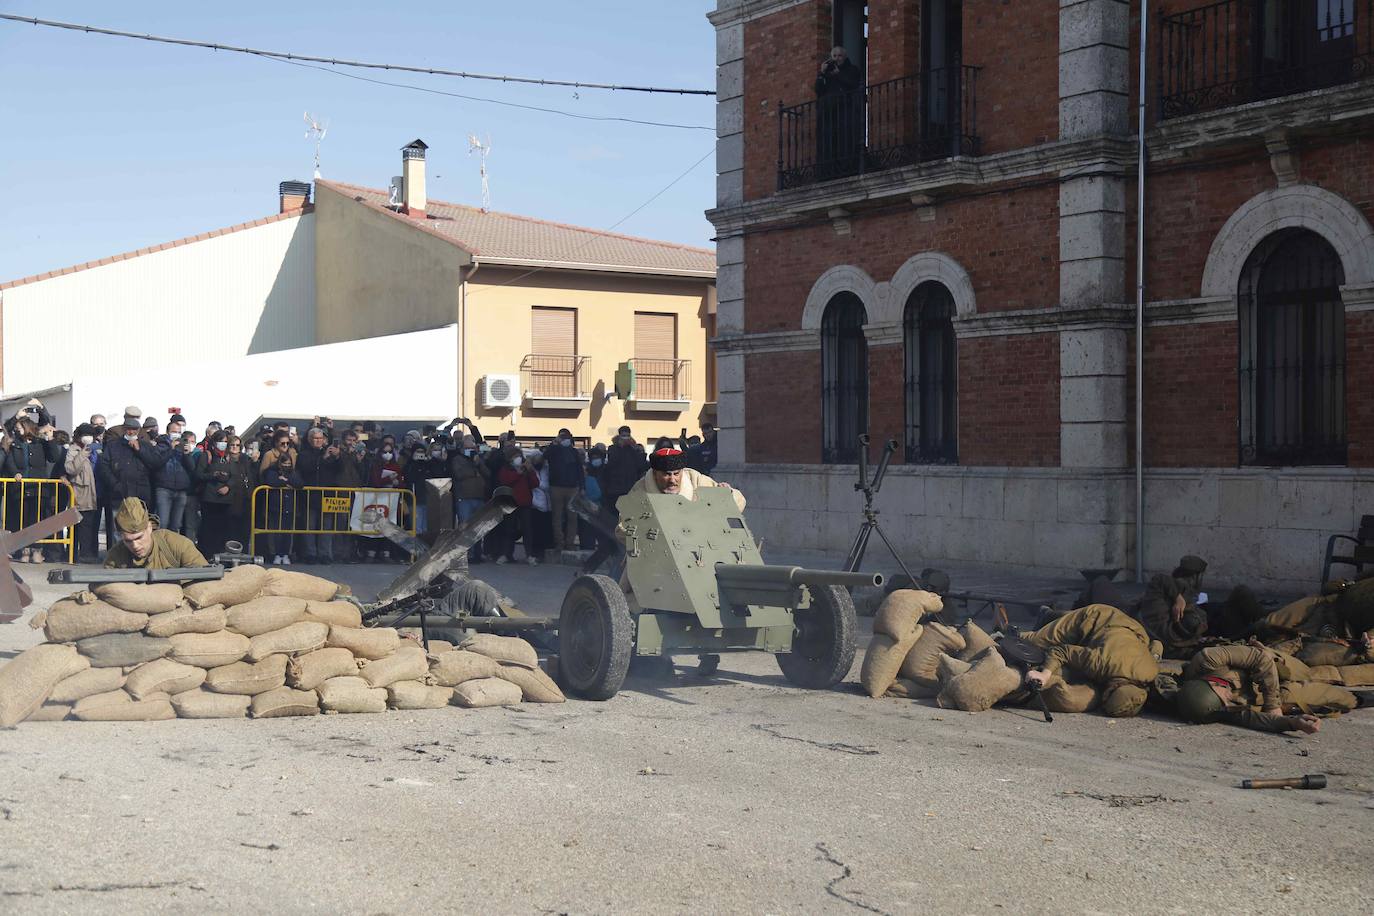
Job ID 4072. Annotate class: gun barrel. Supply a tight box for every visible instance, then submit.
[715,564,882,590]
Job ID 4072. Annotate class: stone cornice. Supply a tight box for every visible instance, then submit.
[706,136,1136,233]
[706,0,808,28]
[712,329,819,355]
[954,304,1135,339]
[1143,296,1234,326]
[1343,283,1374,311]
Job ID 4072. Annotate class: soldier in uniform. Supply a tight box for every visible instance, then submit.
[1130,555,1209,659]
[1173,642,1359,733]
[1022,603,1160,717]
[104,497,209,570]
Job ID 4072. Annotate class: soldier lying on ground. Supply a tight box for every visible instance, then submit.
[1171,642,1361,734]
[1252,575,1374,658]
[104,496,208,570]
[1073,556,1211,659]
[1020,604,1160,717]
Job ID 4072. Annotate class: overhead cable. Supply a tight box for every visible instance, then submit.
[0,14,716,96]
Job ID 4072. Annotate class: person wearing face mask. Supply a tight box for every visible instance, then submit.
[260,433,301,565]
[4,417,64,564]
[543,428,585,554]
[402,441,436,534]
[600,425,647,520]
[152,415,193,538]
[579,444,607,557]
[64,423,101,562]
[494,445,540,565]
[294,427,339,565]
[96,406,169,523]
[450,435,491,564]
[195,432,249,555]
[364,442,406,562]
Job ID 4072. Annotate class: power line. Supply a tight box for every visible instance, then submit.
[0,14,715,96]
[268,56,713,131]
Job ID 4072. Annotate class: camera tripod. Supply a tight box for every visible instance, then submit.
[842,435,919,588]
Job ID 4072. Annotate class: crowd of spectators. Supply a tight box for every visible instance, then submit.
[0,398,718,569]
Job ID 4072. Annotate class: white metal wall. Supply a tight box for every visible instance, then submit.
[0,213,316,396]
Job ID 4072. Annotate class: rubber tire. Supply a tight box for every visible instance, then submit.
[777,584,857,689]
[557,574,633,700]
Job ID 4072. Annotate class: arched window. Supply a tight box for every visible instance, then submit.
[904,282,958,463]
[821,292,868,463]
[1239,228,1346,466]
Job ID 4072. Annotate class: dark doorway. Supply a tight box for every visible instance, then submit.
[822,292,869,464]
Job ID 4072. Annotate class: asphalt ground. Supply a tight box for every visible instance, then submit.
[1,557,1371,914]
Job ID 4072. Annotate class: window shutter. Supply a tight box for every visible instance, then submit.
[531,307,576,355]
[634,312,676,360]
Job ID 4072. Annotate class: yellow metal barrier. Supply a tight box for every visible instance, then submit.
[0,477,76,563]
[249,486,417,559]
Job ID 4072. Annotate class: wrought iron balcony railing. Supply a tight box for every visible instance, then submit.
[777,66,980,191]
[520,354,591,401]
[627,358,691,402]
[1160,0,1373,119]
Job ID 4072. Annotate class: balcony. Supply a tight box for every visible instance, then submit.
[521,354,591,411]
[777,66,980,191]
[625,358,691,413]
[1160,0,1373,120]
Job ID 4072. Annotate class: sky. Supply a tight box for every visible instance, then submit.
[0,1,718,282]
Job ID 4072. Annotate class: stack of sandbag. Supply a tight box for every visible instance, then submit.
[1,565,563,725]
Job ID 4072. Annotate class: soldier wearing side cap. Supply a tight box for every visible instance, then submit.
[103,497,208,570]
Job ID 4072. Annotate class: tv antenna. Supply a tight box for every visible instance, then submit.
[467,133,491,211]
[304,111,329,178]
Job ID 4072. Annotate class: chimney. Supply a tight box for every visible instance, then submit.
[401,139,428,217]
[279,180,311,214]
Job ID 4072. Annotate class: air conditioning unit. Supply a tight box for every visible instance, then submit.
[480,374,520,409]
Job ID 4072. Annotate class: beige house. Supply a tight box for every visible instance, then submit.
[314,140,717,444]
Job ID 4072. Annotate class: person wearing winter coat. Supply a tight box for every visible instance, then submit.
[3,418,63,563]
[64,423,100,562]
[494,447,541,565]
[96,412,168,511]
[259,433,300,564]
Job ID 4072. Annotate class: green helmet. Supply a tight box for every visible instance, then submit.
[1176,679,1224,723]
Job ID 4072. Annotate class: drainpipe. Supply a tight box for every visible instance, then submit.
[459,260,480,419]
[1135,0,1148,583]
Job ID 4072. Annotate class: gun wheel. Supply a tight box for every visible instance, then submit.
[777,584,857,689]
[558,574,633,700]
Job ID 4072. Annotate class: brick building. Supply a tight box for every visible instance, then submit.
[706,0,1374,590]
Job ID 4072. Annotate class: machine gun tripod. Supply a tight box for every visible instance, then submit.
[842,435,919,589]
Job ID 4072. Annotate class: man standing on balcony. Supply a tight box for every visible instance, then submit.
[815,45,862,177]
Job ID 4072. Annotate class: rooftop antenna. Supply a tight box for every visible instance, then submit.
[467,133,491,211]
[304,111,329,179]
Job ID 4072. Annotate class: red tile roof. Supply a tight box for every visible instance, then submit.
[319,180,715,278]
[0,208,312,292]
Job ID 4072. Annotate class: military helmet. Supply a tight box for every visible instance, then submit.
[1176,679,1225,723]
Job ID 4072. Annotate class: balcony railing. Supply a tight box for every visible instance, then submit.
[1160,0,1373,119]
[777,66,980,191]
[521,354,591,402]
[628,358,691,402]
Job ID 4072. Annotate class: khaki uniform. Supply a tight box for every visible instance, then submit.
[1182,644,1357,732]
[1028,604,1160,687]
[104,528,209,570]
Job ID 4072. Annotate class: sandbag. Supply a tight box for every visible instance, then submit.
[75,633,171,668]
[386,680,454,709]
[72,689,175,722]
[302,600,363,629]
[327,625,400,660]
[262,568,339,602]
[1042,677,1101,713]
[495,662,566,703]
[1297,640,1360,667]
[204,655,289,695]
[171,689,251,719]
[49,667,126,704]
[184,563,269,609]
[451,677,523,708]
[226,596,309,637]
[430,650,501,686]
[250,686,320,718]
[899,622,967,687]
[247,621,328,661]
[287,647,359,691]
[27,704,72,722]
[92,582,184,614]
[422,639,455,656]
[884,677,939,699]
[957,620,997,662]
[168,631,250,668]
[1305,664,1343,684]
[860,630,920,699]
[459,633,538,669]
[935,653,973,686]
[145,604,228,638]
[318,676,388,714]
[358,646,429,688]
[873,590,940,639]
[1337,663,1374,687]
[0,643,90,725]
[124,659,206,699]
[938,650,1020,712]
[43,598,149,643]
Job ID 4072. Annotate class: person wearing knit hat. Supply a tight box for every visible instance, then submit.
[615,447,746,516]
[103,496,208,570]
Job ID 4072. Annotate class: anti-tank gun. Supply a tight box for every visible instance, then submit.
[557,486,881,699]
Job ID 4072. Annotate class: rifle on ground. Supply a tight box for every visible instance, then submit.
[996,634,1054,724]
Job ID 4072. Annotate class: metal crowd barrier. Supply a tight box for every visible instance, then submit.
[0,477,76,563]
[248,485,417,559]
